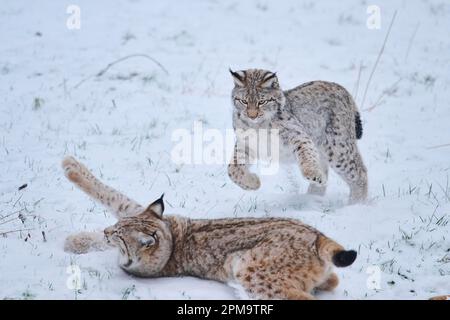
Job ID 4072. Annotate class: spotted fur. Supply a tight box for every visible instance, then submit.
[228,69,368,203]
[62,157,357,300]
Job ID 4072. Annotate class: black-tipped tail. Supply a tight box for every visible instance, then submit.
[332,250,357,267]
[355,112,363,139]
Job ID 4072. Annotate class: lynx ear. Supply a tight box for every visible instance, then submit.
[229,68,246,87]
[145,194,165,218]
[260,72,279,89]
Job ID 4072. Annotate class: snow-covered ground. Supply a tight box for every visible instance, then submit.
[0,0,449,300]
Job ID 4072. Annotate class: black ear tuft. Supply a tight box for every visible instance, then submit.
[147,194,165,218]
[228,68,238,77]
[229,68,245,87]
[260,71,279,88]
[263,71,277,80]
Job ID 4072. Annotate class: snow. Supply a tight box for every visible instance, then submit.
[1,0,449,299]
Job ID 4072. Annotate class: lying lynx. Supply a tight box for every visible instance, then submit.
[228,69,368,203]
[62,156,357,300]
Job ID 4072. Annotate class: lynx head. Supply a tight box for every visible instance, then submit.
[230,68,286,123]
[104,195,173,277]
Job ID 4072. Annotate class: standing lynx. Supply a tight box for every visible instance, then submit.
[228,69,368,203]
[62,156,357,300]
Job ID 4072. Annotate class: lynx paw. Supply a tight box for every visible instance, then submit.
[302,166,326,185]
[239,173,261,190]
[62,156,83,183]
[228,165,261,190]
[64,232,109,254]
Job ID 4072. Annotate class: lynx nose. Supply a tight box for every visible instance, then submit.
[247,108,259,119]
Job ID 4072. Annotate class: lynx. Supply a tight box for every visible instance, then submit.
[228,69,368,203]
[62,156,357,300]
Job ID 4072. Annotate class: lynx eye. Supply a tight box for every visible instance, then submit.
[236,98,248,105]
[139,234,156,247]
[258,100,268,106]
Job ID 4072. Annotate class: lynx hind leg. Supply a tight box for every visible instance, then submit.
[233,267,316,300]
[229,252,316,300]
[62,156,144,218]
[64,231,111,254]
[327,142,368,203]
[316,273,339,291]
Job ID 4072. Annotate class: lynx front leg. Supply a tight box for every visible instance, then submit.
[62,156,144,218]
[64,231,112,254]
[307,156,329,196]
[280,128,326,187]
[294,140,326,186]
[228,143,261,190]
